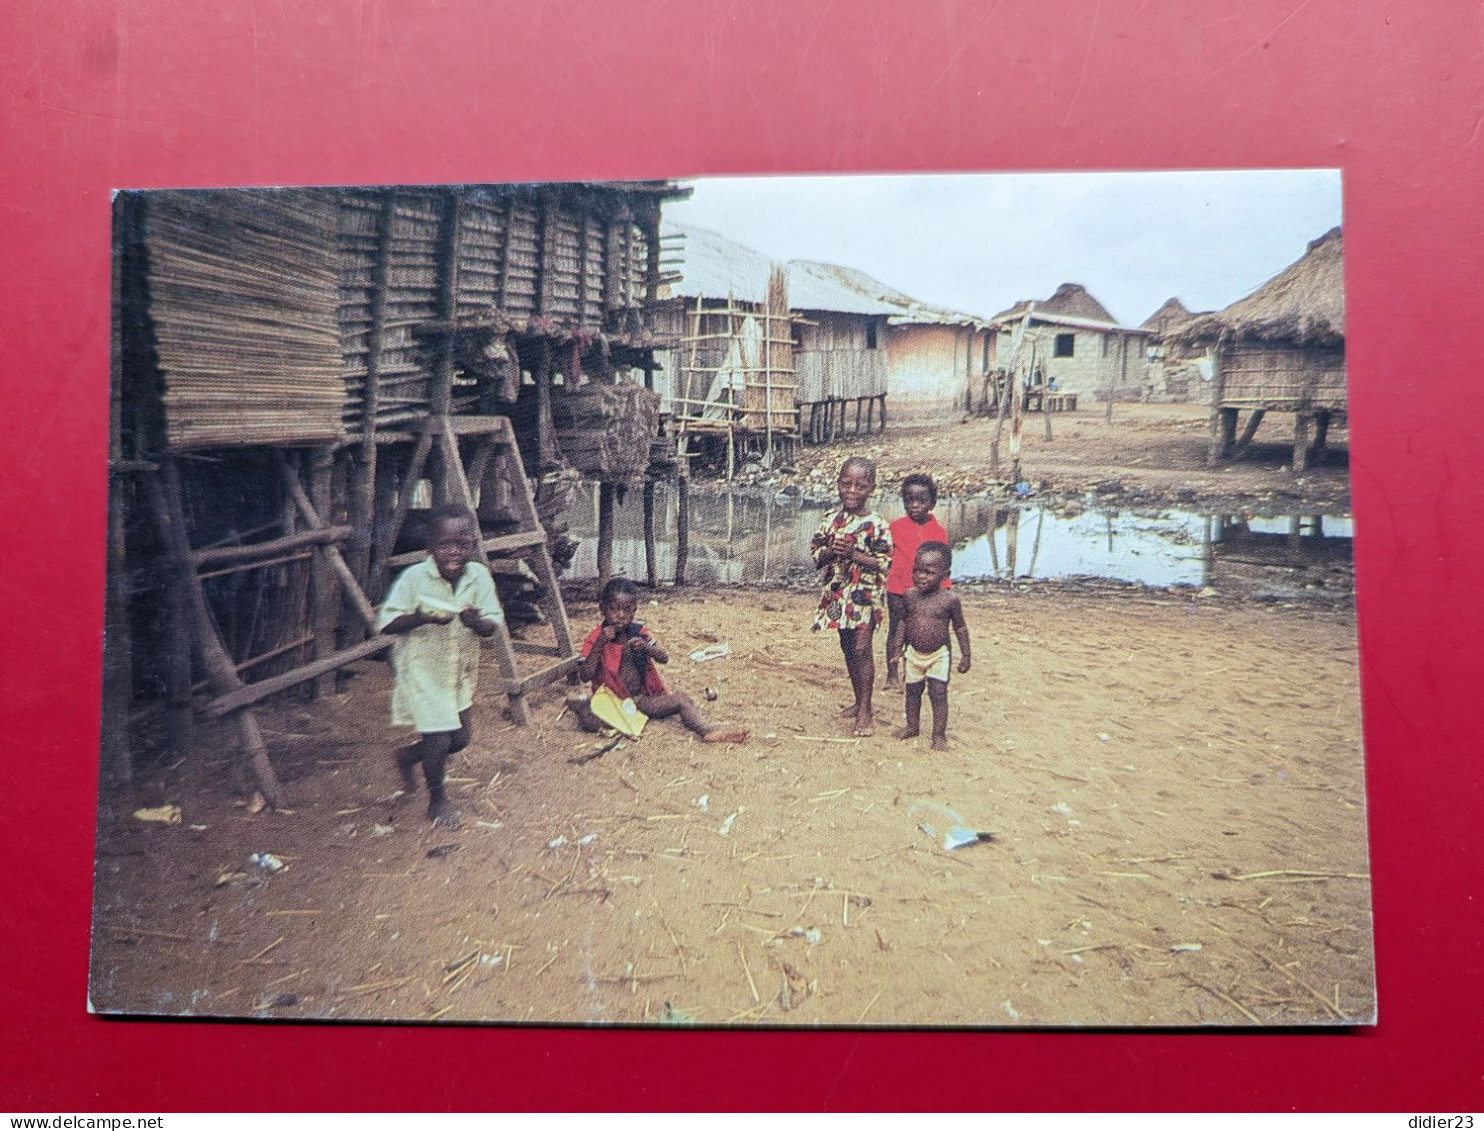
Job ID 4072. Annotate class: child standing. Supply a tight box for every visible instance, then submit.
[889,542,971,751]
[377,505,504,827]
[884,472,950,689]
[570,578,748,743]
[810,456,893,737]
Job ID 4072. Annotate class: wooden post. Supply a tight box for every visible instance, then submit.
[597,481,616,591]
[307,446,338,697]
[879,393,887,432]
[1205,340,1227,466]
[536,339,555,469]
[642,480,658,587]
[151,461,285,809]
[1009,366,1025,483]
[675,440,690,586]
[347,189,394,592]
[1311,410,1331,464]
[1233,409,1266,457]
[1292,411,1311,472]
[103,209,134,785]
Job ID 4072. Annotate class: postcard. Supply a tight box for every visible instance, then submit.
[92,171,1370,1027]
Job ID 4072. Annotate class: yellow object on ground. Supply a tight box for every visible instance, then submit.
[588,685,648,738]
[133,805,182,824]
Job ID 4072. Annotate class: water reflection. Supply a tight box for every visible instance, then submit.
[564,484,1353,598]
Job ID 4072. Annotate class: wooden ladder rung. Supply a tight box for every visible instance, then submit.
[512,641,564,658]
[205,636,391,718]
[494,656,580,696]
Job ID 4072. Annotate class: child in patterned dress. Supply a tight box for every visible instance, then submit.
[810,456,893,736]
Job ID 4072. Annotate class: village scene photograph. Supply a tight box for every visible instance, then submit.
[92,170,1371,1030]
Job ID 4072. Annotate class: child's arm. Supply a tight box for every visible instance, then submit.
[579,624,616,684]
[381,609,436,635]
[949,596,971,673]
[459,564,505,637]
[629,633,668,665]
[886,605,905,665]
[459,607,500,637]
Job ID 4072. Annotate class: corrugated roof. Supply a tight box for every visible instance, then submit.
[662,223,986,325]
[661,222,779,305]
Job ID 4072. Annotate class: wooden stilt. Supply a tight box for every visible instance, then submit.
[150,461,285,809]
[1310,410,1331,464]
[1292,411,1311,472]
[162,574,194,758]
[1233,409,1266,457]
[642,480,658,587]
[597,481,616,591]
[307,446,338,697]
[675,446,690,587]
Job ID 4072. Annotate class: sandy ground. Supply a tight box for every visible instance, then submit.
[91,582,1371,1028]
[718,403,1351,512]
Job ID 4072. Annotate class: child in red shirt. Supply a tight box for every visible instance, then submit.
[570,578,747,743]
[884,473,950,689]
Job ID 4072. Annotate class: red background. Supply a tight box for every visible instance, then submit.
[2,0,1481,1112]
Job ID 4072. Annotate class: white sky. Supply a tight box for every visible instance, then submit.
[663,170,1342,326]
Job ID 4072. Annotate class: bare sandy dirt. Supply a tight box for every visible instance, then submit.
[92,582,1371,1028]
[718,403,1350,512]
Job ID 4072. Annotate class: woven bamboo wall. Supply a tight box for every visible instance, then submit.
[1219,343,1346,409]
[144,190,345,450]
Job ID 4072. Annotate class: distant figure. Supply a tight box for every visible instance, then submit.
[888,542,972,751]
[569,578,747,743]
[378,505,504,827]
[810,456,893,737]
[884,473,950,690]
[1047,377,1060,393]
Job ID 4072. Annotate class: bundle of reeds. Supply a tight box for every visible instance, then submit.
[551,381,660,483]
[145,190,346,450]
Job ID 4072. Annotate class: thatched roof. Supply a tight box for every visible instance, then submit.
[1170,228,1344,347]
[993,282,1117,326]
[1141,297,1195,334]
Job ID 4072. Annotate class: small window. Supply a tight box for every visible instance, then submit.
[1054,333,1075,358]
[866,322,879,350]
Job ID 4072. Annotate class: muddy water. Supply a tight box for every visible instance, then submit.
[564,485,1353,599]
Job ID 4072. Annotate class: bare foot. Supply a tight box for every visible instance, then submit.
[702,727,749,744]
[930,736,949,752]
[395,749,420,796]
[838,703,857,718]
[428,800,462,828]
[883,673,902,691]
[892,725,920,740]
[853,709,874,737]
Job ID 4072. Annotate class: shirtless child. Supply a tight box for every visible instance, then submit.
[887,542,971,751]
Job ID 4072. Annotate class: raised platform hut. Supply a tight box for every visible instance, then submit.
[108,182,685,805]
[1167,228,1346,470]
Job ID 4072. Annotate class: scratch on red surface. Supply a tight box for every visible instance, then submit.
[1061,0,1102,128]
[820,1032,863,1110]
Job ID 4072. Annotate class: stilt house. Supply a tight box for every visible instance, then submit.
[1166,228,1345,469]
[108,182,685,805]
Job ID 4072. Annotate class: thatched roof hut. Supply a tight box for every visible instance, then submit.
[993,282,1116,325]
[1140,297,1196,336]
[989,283,1149,399]
[1170,227,1344,348]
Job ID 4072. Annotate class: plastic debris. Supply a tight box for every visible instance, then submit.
[547,836,569,849]
[908,800,995,851]
[804,928,823,946]
[1003,1000,1022,1022]
[717,809,742,836]
[1170,942,1203,953]
[696,794,709,811]
[248,852,284,873]
[1097,732,1111,742]
[688,643,731,663]
[576,833,598,847]
[1049,801,1074,816]
[133,805,182,825]
[370,823,395,837]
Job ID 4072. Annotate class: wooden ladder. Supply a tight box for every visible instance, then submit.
[380,414,578,724]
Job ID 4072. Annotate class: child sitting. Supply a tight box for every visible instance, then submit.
[570,578,747,743]
[887,542,971,751]
[884,472,950,689]
[377,505,504,826]
[810,456,893,737]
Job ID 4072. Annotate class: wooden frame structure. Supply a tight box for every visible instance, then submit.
[108,182,685,805]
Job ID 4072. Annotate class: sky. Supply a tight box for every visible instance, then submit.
[662,171,1342,326]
